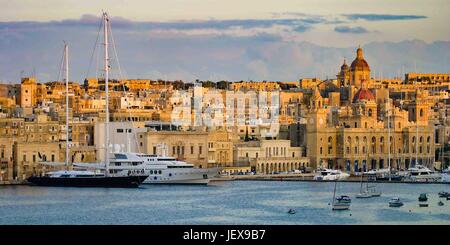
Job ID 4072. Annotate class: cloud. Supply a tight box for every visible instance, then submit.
[0,14,323,32]
[344,14,427,21]
[334,26,369,34]
[0,14,448,83]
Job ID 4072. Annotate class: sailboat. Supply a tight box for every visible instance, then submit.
[27,13,149,187]
[356,172,381,198]
[331,180,351,210]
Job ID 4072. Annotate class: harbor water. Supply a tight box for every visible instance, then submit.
[0,181,449,224]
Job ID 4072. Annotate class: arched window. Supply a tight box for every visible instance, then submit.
[420,108,424,117]
[368,109,373,117]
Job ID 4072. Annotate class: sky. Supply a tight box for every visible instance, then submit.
[0,0,450,82]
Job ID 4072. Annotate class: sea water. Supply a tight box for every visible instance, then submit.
[0,181,449,224]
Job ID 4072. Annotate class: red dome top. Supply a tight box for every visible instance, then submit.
[353,87,375,103]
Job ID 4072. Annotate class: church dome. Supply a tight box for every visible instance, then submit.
[350,47,370,71]
[353,84,375,103]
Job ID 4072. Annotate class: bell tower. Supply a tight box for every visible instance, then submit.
[408,90,430,126]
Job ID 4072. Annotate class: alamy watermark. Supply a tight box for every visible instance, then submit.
[170,85,280,137]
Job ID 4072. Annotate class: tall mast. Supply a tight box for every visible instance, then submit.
[64,42,70,168]
[388,99,391,180]
[414,63,419,167]
[103,12,110,175]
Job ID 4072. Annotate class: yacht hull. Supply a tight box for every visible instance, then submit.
[356,193,373,198]
[27,175,148,188]
[389,202,403,207]
[143,167,220,185]
[144,178,210,185]
[332,204,350,210]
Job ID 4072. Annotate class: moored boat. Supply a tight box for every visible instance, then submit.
[418,193,428,202]
[26,16,150,188]
[438,191,449,198]
[27,170,147,188]
[389,197,404,207]
[331,181,351,211]
[314,168,350,181]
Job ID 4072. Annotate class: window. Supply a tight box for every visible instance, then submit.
[153,146,156,155]
[199,146,202,154]
[117,129,124,133]
[190,146,194,154]
[51,154,55,162]
[33,154,36,162]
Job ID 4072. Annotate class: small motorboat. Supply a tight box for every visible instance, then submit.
[438,191,449,198]
[418,193,428,202]
[438,201,444,206]
[389,197,404,207]
[287,209,296,214]
[419,203,429,207]
[447,196,450,201]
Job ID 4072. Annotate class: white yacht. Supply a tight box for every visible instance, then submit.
[139,154,220,185]
[73,152,148,177]
[86,152,220,185]
[405,165,442,182]
[314,168,350,181]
